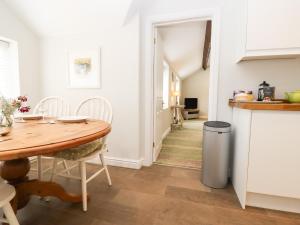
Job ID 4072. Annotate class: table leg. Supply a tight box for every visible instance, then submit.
[177,108,184,128]
[0,158,84,210]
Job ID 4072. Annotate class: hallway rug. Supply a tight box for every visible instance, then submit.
[155,128,202,169]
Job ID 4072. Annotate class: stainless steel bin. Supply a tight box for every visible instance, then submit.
[201,121,231,188]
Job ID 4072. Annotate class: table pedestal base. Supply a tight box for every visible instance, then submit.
[0,158,83,211]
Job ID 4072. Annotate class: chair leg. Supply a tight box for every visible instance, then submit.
[80,161,87,212]
[50,158,58,182]
[99,153,112,186]
[62,160,71,175]
[3,203,20,225]
[37,156,42,180]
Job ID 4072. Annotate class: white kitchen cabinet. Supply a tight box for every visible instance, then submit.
[248,111,300,199]
[237,0,300,61]
[232,108,300,213]
[232,108,252,208]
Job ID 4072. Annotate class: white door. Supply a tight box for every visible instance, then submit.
[153,29,165,161]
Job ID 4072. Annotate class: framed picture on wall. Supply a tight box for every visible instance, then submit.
[67,48,101,88]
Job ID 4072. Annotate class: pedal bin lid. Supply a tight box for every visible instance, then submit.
[204,121,231,133]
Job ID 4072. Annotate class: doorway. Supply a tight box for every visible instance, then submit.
[153,20,212,169]
[143,9,220,167]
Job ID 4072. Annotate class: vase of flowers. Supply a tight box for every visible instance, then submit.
[16,96,31,122]
[0,96,30,129]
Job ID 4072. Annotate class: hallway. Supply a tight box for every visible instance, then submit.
[155,120,204,169]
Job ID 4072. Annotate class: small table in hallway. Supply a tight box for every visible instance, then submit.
[0,120,111,211]
[171,105,185,130]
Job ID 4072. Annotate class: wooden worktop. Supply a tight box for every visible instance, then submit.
[229,100,300,111]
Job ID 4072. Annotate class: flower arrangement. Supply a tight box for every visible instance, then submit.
[17,96,31,113]
[0,96,30,127]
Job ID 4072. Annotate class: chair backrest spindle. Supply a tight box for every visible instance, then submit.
[75,96,113,124]
[33,96,69,117]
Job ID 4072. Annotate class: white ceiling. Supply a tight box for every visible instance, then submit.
[158,21,207,79]
[3,0,208,79]
[2,0,133,37]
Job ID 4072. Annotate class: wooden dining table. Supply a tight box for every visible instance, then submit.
[0,119,111,211]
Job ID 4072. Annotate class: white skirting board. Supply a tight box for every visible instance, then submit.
[154,142,162,162]
[154,127,171,161]
[162,127,171,141]
[30,155,143,170]
[88,156,143,170]
[246,192,300,214]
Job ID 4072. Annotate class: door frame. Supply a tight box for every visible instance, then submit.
[143,8,221,166]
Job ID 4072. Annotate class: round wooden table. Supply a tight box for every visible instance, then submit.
[0,120,111,211]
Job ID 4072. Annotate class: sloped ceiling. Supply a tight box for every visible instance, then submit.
[158,21,207,79]
[3,0,133,37]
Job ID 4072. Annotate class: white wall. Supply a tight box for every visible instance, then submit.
[0,1,40,106]
[40,16,141,164]
[3,0,300,168]
[140,0,300,161]
[182,69,209,118]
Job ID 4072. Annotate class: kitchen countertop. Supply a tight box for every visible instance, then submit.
[229,100,300,111]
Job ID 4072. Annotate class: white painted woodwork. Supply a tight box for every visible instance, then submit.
[153,30,164,161]
[237,0,300,61]
[247,0,300,51]
[231,108,252,208]
[232,108,300,212]
[33,96,70,117]
[247,111,300,199]
[50,96,113,212]
[80,161,87,211]
[247,192,300,214]
[76,97,113,123]
[33,96,70,180]
[144,9,221,166]
[88,156,143,169]
[153,30,173,161]
[0,183,20,225]
[154,127,171,161]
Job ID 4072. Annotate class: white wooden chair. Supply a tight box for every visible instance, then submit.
[33,96,70,117]
[0,181,20,225]
[49,96,113,211]
[32,96,70,180]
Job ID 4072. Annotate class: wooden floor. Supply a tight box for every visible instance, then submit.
[14,164,300,225]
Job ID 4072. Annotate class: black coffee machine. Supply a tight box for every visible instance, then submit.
[258,81,275,101]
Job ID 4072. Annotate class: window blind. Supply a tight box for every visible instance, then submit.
[0,40,19,98]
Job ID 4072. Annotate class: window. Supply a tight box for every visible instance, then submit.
[162,61,169,109]
[0,38,19,98]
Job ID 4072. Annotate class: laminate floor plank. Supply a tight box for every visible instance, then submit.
[14,164,300,225]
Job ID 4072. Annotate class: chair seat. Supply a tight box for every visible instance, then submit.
[0,183,15,207]
[53,140,103,160]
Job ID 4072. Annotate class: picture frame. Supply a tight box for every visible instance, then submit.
[67,48,101,88]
